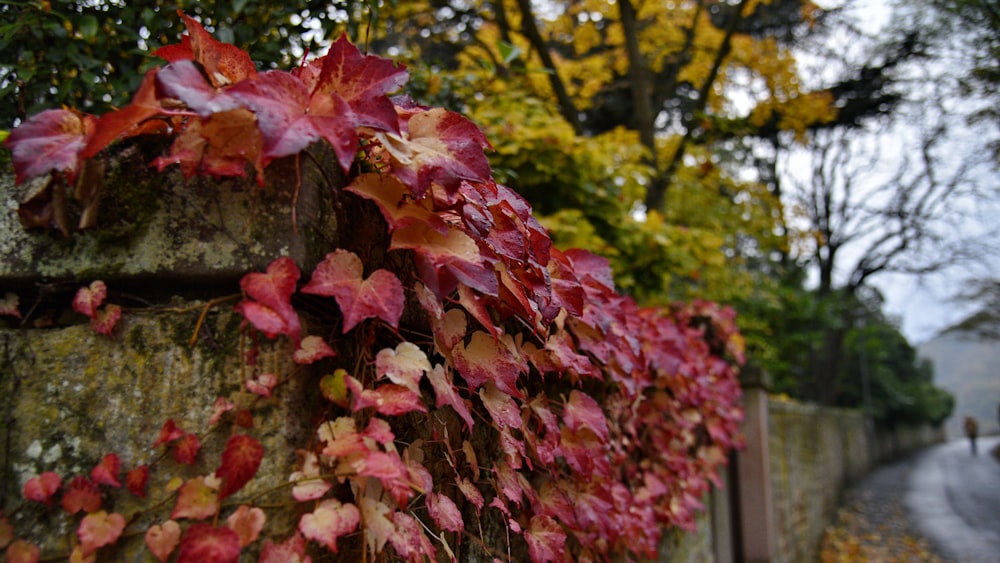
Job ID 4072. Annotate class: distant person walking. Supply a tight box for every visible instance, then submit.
[963,416,979,456]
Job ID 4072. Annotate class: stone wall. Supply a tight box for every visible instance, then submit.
[0,149,341,560]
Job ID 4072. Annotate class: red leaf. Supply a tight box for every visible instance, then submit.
[425,364,475,431]
[452,331,526,396]
[23,472,61,506]
[62,477,102,515]
[126,465,150,498]
[173,433,201,465]
[172,12,256,88]
[5,540,40,563]
[292,335,336,365]
[215,434,264,499]
[90,304,122,336]
[171,476,219,520]
[153,34,193,62]
[77,511,125,555]
[90,453,121,488]
[564,390,609,442]
[1,292,22,319]
[426,492,463,533]
[82,70,164,158]
[525,515,566,563]
[301,250,404,333]
[176,523,240,563]
[4,108,95,185]
[73,281,107,318]
[375,341,430,394]
[153,419,185,448]
[303,34,408,133]
[376,107,492,197]
[235,256,301,342]
[152,109,263,182]
[225,505,265,547]
[298,499,360,553]
[227,70,358,170]
[145,520,181,563]
[391,222,497,297]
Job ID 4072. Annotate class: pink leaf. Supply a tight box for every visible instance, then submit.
[259,533,311,563]
[73,281,107,318]
[90,304,122,336]
[479,381,522,430]
[153,419,185,448]
[23,472,61,506]
[564,390,609,442]
[176,523,240,563]
[290,451,332,502]
[301,250,404,333]
[235,256,301,342]
[456,477,484,511]
[389,510,436,560]
[4,108,96,185]
[292,335,336,364]
[359,496,395,554]
[298,499,360,553]
[215,434,264,499]
[346,378,427,416]
[77,511,125,555]
[210,397,237,425]
[145,520,181,563]
[525,515,566,563]
[171,476,219,520]
[426,492,463,533]
[225,505,266,547]
[90,453,121,487]
[245,372,278,397]
[375,342,430,394]
[0,292,22,319]
[426,364,474,431]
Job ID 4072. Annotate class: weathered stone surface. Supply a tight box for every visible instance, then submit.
[0,307,317,560]
[0,140,340,287]
[0,148,343,560]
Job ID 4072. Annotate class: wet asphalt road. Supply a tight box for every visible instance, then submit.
[905,435,1000,563]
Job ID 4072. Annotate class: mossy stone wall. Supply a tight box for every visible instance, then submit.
[0,150,340,560]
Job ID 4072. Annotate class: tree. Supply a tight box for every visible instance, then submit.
[0,1,374,127]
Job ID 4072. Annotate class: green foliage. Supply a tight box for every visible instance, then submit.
[0,0,380,127]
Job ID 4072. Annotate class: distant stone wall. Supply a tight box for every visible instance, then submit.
[762,396,944,563]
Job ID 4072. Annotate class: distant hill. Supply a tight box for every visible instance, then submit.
[918,332,1000,438]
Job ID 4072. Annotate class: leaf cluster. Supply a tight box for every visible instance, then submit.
[1,13,746,562]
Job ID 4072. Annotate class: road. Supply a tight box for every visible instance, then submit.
[905,435,1000,562]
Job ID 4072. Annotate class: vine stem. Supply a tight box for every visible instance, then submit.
[188,294,240,346]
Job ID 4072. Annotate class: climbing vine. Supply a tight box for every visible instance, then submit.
[1,13,745,562]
